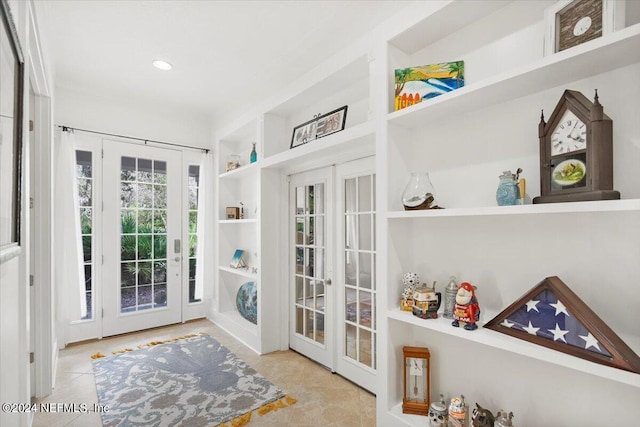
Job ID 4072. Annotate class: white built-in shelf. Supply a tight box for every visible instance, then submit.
[261,121,375,173]
[387,199,640,219]
[388,403,429,427]
[219,266,258,280]
[219,219,257,225]
[218,162,259,180]
[388,308,640,388]
[387,23,640,128]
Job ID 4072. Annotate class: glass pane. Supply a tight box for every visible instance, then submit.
[295,276,304,304]
[154,284,167,307]
[189,258,196,281]
[138,184,153,208]
[307,186,314,215]
[137,235,151,259]
[345,214,355,250]
[80,208,92,234]
[307,216,314,245]
[296,187,305,214]
[154,160,167,184]
[306,248,314,276]
[315,248,324,279]
[316,282,325,311]
[153,235,166,259]
[296,217,304,244]
[372,174,376,210]
[359,329,372,367]
[154,210,166,233]
[189,211,198,233]
[76,150,92,178]
[121,210,136,233]
[82,236,92,262]
[121,236,136,260]
[121,262,136,287]
[346,323,357,360]
[83,291,93,320]
[304,309,314,339]
[137,158,153,182]
[154,185,167,209]
[84,264,92,291]
[121,157,136,181]
[188,165,200,187]
[138,285,153,307]
[120,182,136,207]
[314,216,324,247]
[358,175,372,212]
[315,312,325,344]
[121,287,136,311]
[153,261,167,283]
[138,261,152,285]
[359,214,372,251]
[359,290,372,327]
[345,251,357,285]
[296,247,304,274]
[296,307,304,335]
[345,288,357,323]
[138,210,152,233]
[359,252,372,289]
[189,187,198,209]
[77,178,92,206]
[314,184,325,214]
[304,279,313,307]
[189,235,197,257]
[345,178,356,213]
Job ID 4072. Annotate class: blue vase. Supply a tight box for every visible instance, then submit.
[496,171,518,206]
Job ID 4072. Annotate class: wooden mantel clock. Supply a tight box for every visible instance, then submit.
[402,346,430,415]
[533,89,620,204]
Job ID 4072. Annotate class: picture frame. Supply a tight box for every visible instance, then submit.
[226,207,239,220]
[230,249,246,268]
[290,105,348,149]
[0,0,25,254]
[543,0,625,56]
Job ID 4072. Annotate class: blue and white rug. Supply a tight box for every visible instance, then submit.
[92,334,291,426]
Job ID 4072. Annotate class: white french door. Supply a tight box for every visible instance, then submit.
[102,141,182,336]
[289,168,334,368]
[289,158,376,392]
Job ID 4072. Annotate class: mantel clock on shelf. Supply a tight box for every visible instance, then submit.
[533,89,619,204]
[402,346,430,415]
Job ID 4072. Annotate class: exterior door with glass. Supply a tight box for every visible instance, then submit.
[289,168,334,368]
[102,141,182,336]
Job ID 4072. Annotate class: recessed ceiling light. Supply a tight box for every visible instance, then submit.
[152,60,173,71]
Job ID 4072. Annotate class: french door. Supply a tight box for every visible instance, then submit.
[289,157,376,392]
[102,141,182,336]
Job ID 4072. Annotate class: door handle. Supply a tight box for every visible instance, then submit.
[325,278,332,286]
[174,256,181,262]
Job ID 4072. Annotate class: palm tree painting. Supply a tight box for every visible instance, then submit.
[394,60,464,111]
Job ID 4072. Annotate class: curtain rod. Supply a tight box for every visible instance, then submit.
[57,125,210,153]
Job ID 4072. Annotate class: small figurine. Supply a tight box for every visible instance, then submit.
[472,403,495,427]
[412,281,441,319]
[452,282,480,331]
[401,272,419,311]
[495,410,514,427]
[448,395,468,427]
[429,394,448,427]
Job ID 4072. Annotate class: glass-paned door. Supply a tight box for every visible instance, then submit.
[336,157,376,393]
[289,168,333,368]
[102,141,182,336]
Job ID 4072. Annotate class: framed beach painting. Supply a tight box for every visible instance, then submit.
[394,61,464,111]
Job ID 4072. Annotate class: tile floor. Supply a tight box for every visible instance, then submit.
[33,319,376,427]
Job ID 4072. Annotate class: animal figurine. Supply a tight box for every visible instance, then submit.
[401,272,419,311]
[495,410,514,427]
[451,282,480,330]
[472,403,495,427]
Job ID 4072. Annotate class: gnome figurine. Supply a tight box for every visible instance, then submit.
[451,282,480,331]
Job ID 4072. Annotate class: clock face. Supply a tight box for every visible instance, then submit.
[550,109,587,156]
[557,0,603,52]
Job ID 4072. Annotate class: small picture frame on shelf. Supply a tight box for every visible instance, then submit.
[543,0,625,56]
[230,249,246,268]
[226,207,240,220]
[290,105,348,149]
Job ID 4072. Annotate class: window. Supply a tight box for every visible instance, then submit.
[76,150,93,320]
[188,165,201,303]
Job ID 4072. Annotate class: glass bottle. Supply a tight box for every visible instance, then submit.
[250,142,257,163]
[443,275,458,319]
[496,170,518,206]
[402,172,438,210]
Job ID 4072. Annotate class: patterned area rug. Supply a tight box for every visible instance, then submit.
[92,334,293,426]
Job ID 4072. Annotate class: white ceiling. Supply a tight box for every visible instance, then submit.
[39,0,407,125]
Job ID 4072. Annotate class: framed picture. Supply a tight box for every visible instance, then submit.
[290,105,348,149]
[226,207,239,220]
[543,0,625,56]
[0,0,25,253]
[230,249,246,268]
[394,61,464,111]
